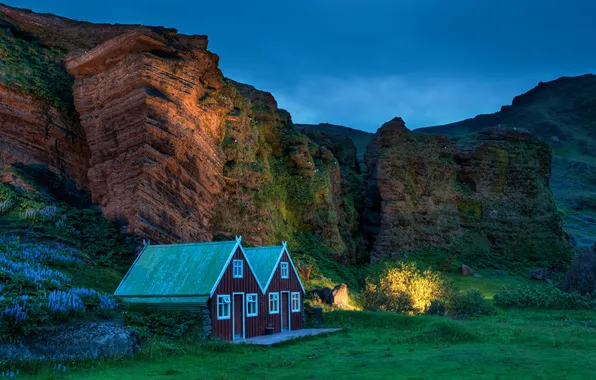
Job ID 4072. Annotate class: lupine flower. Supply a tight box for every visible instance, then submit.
[0,201,12,215]
[47,290,85,314]
[98,294,117,311]
[3,303,27,323]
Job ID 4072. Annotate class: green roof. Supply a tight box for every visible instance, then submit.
[114,240,239,300]
[243,246,284,288]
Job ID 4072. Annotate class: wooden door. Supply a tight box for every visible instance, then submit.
[281,292,289,332]
[233,294,244,340]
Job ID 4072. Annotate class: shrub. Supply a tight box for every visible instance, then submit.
[362,262,447,314]
[559,249,596,295]
[445,289,495,318]
[494,285,596,309]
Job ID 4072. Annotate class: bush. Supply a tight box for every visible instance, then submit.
[445,289,495,318]
[362,262,447,314]
[559,248,596,296]
[494,285,596,309]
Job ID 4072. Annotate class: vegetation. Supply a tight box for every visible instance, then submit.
[362,262,447,314]
[494,285,596,310]
[0,175,133,341]
[6,308,596,379]
[123,309,204,341]
[0,28,74,111]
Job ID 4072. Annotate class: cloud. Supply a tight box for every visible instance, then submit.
[263,74,534,132]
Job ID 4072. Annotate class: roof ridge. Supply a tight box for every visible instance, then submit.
[244,245,283,250]
[147,240,236,249]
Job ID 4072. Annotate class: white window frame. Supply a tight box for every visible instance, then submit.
[217,294,231,320]
[280,262,289,279]
[233,260,243,278]
[246,293,258,317]
[291,292,301,312]
[269,292,279,314]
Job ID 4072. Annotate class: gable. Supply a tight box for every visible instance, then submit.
[242,246,283,290]
[212,246,263,295]
[114,240,238,298]
[263,242,306,294]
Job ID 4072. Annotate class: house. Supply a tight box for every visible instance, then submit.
[114,237,305,341]
[244,242,306,334]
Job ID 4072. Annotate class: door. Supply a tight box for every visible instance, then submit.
[281,292,290,332]
[233,293,244,340]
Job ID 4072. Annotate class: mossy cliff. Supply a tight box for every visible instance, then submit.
[363,118,569,268]
[0,4,569,274]
[0,5,361,267]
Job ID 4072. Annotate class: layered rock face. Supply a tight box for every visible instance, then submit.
[0,5,355,257]
[65,29,222,243]
[364,118,568,266]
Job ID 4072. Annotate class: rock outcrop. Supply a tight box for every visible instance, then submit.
[0,5,355,258]
[419,75,596,247]
[364,117,568,267]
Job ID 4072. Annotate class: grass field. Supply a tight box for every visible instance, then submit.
[19,307,596,380]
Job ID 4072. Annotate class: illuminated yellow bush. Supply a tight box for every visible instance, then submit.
[363,262,447,314]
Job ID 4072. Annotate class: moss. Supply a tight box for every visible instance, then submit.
[487,146,509,194]
[456,199,482,219]
[0,29,74,111]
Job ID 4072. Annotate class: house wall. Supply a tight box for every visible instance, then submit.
[211,248,305,340]
[211,247,263,340]
[263,250,304,333]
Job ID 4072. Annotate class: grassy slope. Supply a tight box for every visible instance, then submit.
[418,74,596,247]
[23,308,596,380]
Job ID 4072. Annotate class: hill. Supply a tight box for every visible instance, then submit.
[295,123,373,158]
[419,75,596,246]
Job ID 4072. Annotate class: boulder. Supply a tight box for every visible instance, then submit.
[331,283,349,306]
[313,284,349,306]
[0,322,137,361]
[461,264,475,276]
[529,268,554,283]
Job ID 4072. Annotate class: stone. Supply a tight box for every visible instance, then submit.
[461,264,475,276]
[0,322,137,361]
[313,284,349,307]
[529,268,554,283]
[331,283,349,306]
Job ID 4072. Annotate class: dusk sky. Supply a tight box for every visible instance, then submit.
[5,0,596,132]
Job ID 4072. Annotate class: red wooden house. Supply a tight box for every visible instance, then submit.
[115,237,305,341]
[244,242,306,334]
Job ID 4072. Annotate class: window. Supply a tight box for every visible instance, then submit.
[291,292,301,312]
[280,262,289,279]
[233,260,243,278]
[269,293,279,314]
[246,293,258,317]
[217,295,230,320]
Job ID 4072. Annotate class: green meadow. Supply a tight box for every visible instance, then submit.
[19,306,596,380]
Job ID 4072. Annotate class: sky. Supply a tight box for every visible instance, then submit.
[4,0,596,132]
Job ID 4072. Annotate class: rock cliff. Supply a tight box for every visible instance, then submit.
[0,5,355,259]
[0,4,569,269]
[364,117,568,267]
[419,75,596,247]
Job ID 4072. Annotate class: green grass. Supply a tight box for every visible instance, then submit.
[447,270,546,299]
[15,308,596,380]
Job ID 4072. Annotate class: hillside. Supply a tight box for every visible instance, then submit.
[419,75,596,246]
[295,123,373,158]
